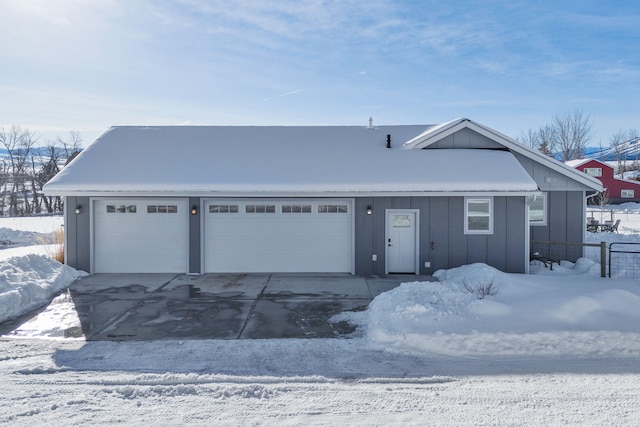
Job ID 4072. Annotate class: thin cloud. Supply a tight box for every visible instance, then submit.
[263,89,304,101]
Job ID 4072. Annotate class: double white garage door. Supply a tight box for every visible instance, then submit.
[93,199,353,273]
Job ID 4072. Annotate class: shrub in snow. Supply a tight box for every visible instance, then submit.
[35,228,65,263]
[0,254,86,323]
[462,278,499,299]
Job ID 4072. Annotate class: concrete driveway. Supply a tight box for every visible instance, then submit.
[50,273,435,341]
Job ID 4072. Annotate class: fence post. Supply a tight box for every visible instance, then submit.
[600,241,607,278]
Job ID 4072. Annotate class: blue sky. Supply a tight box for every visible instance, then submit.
[1,0,638,146]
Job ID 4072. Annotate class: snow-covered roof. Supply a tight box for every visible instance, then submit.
[405,118,603,192]
[44,125,540,196]
[565,158,610,169]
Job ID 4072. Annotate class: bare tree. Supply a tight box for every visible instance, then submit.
[537,124,557,156]
[59,130,82,165]
[0,126,36,216]
[628,128,640,171]
[610,130,628,174]
[33,141,61,213]
[553,109,593,161]
[0,126,80,216]
[519,128,540,149]
[519,125,556,156]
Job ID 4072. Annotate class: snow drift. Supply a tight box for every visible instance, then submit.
[0,254,86,323]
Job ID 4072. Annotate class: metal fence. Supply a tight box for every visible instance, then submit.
[530,240,607,277]
[608,242,640,279]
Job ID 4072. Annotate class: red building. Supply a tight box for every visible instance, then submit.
[566,158,640,204]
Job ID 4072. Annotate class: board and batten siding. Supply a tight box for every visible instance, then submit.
[188,197,201,274]
[64,196,91,272]
[423,127,504,150]
[354,196,528,275]
[67,195,528,275]
[530,191,586,261]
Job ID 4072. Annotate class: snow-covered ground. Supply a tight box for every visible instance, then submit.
[1,210,640,425]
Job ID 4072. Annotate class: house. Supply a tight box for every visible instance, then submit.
[566,158,640,204]
[43,118,602,275]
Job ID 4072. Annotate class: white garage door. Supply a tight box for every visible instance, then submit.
[93,199,189,273]
[204,199,353,273]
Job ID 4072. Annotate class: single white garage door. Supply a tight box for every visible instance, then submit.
[204,199,353,273]
[93,199,189,273]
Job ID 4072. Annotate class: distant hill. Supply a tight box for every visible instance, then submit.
[583,140,640,162]
[547,143,640,163]
[0,146,79,161]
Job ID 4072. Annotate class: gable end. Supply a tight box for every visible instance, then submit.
[419,127,504,150]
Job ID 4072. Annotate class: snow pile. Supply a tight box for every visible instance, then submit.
[337,263,640,357]
[529,257,602,275]
[0,216,64,261]
[0,227,43,247]
[0,254,87,324]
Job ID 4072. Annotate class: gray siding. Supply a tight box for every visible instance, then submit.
[530,191,585,261]
[189,197,201,274]
[64,196,91,272]
[512,152,593,192]
[68,195,529,275]
[354,196,528,275]
[428,128,504,149]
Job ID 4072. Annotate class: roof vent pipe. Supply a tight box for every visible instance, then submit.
[368,117,373,129]
[386,134,391,149]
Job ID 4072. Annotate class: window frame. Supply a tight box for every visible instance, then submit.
[281,204,312,214]
[318,204,349,214]
[529,193,547,226]
[209,204,239,213]
[245,204,276,214]
[107,204,137,214]
[147,204,178,214]
[621,189,635,198]
[464,197,493,234]
[584,167,602,177]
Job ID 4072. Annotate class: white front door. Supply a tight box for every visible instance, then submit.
[386,210,418,274]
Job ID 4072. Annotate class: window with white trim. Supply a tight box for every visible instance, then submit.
[107,204,137,214]
[465,198,493,234]
[209,204,239,213]
[246,204,276,213]
[529,193,547,226]
[282,204,312,213]
[584,167,602,177]
[318,204,348,213]
[147,205,178,213]
[622,189,635,198]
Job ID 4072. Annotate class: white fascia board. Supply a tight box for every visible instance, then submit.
[48,190,540,198]
[402,118,469,148]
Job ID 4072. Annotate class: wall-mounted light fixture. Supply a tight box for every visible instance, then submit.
[366,205,373,215]
[191,205,198,215]
[74,205,82,215]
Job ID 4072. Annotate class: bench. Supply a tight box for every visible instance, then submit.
[530,252,560,270]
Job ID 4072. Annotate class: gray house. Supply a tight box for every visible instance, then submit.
[43,118,602,275]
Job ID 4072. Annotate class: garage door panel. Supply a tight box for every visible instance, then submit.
[94,199,189,273]
[204,200,353,273]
